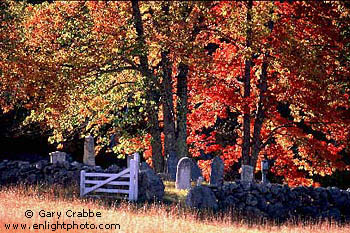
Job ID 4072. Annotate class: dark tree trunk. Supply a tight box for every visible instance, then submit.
[242,2,274,180]
[161,51,177,169]
[242,0,253,167]
[240,0,255,183]
[176,62,189,159]
[149,106,164,173]
[131,0,163,172]
[251,59,268,170]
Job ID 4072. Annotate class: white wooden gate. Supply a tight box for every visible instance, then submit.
[80,153,139,201]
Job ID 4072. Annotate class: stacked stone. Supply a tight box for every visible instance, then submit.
[0,160,113,186]
[0,159,165,202]
[187,181,350,221]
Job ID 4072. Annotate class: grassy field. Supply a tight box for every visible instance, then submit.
[0,184,349,233]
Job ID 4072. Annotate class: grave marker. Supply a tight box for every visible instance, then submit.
[176,157,192,190]
[49,151,66,164]
[210,156,224,186]
[167,151,178,181]
[191,160,202,181]
[261,159,269,184]
[241,165,254,183]
[84,135,95,166]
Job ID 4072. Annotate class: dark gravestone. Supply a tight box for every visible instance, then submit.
[210,156,224,186]
[49,151,66,164]
[261,159,269,184]
[167,151,178,181]
[241,165,254,183]
[186,186,218,209]
[139,162,165,201]
[83,135,95,166]
[190,159,202,181]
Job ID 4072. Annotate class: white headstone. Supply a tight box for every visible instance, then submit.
[83,135,95,166]
[49,151,66,164]
[176,157,192,190]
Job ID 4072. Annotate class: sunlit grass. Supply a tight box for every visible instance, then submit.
[0,184,349,233]
[163,180,211,204]
[163,180,190,204]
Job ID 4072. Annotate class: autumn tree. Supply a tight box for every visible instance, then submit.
[0,0,33,111]
[18,1,210,173]
[85,1,210,171]
[13,1,151,157]
[189,1,350,185]
[2,0,349,186]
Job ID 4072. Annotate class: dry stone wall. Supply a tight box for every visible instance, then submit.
[0,159,164,201]
[187,181,350,221]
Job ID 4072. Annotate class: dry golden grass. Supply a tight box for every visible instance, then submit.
[0,184,349,233]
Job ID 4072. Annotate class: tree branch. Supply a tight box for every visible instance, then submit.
[98,66,136,74]
[260,122,297,149]
[102,81,136,95]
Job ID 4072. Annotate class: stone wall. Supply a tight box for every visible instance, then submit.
[187,181,350,221]
[0,159,164,201]
[0,160,87,185]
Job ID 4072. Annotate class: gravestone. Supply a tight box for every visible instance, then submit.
[186,186,218,209]
[191,160,202,181]
[127,154,133,168]
[210,156,224,186]
[49,151,66,164]
[261,159,269,184]
[196,176,204,186]
[167,151,178,181]
[139,159,165,201]
[241,165,254,183]
[176,157,192,190]
[83,135,95,166]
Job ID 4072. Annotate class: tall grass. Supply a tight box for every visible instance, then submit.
[0,184,349,233]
